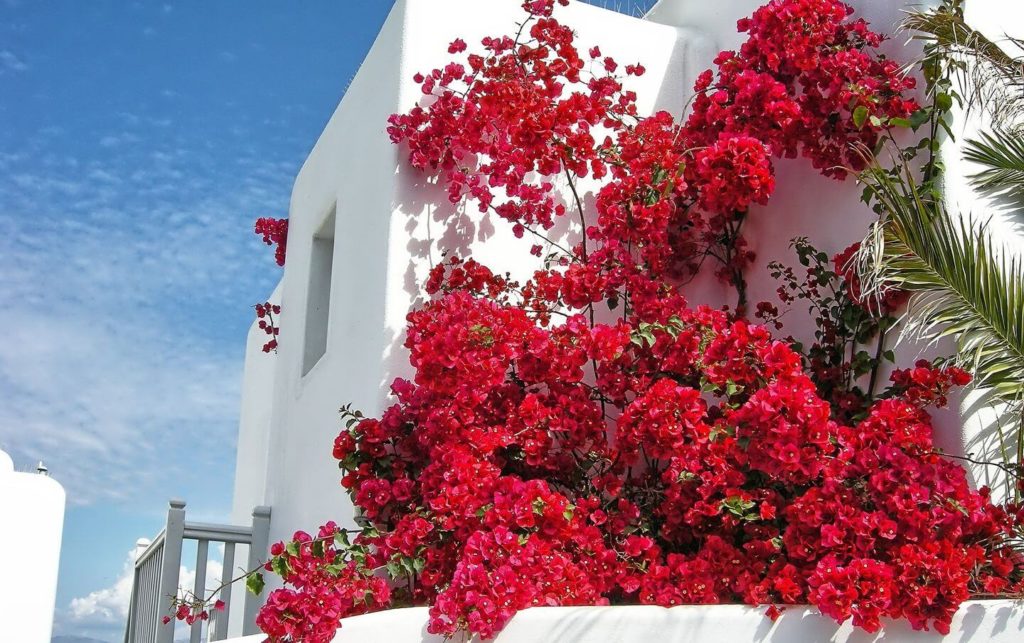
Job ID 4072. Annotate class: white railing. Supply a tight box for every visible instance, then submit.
[124,499,271,643]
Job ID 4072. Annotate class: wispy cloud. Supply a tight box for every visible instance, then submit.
[0,48,27,72]
[0,125,294,506]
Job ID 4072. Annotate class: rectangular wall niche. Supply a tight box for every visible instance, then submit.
[302,205,336,375]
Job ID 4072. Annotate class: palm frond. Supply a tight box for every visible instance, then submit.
[857,160,1024,414]
[903,3,1024,129]
[963,129,1024,192]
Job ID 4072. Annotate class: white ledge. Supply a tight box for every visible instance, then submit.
[224,601,1024,642]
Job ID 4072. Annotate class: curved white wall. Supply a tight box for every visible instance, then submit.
[0,449,66,643]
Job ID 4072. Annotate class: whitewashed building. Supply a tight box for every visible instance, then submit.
[0,449,66,643]
[131,1,1024,641]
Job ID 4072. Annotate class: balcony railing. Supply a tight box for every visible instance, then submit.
[124,499,272,643]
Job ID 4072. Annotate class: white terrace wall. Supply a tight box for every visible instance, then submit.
[0,449,65,643]
[225,603,1023,643]
[230,0,1024,607]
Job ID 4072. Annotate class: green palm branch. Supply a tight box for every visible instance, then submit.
[963,129,1024,192]
[857,160,1024,415]
[903,1,1024,130]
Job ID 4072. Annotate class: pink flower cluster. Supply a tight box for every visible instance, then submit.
[162,598,224,627]
[692,0,919,178]
[255,217,289,267]
[256,523,391,642]
[319,299,1021,640]
[254,302,280,353]
[833,241,910,315]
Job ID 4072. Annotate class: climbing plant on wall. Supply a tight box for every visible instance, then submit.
[177,1,1024,640]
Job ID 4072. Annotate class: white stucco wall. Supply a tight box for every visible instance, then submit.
[0,449,66,643]
[229,0,1024,625]
[937,1,1024,501]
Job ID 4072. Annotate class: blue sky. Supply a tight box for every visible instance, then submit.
[0,1,655,641]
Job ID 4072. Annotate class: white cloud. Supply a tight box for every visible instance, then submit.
[68,549,136,624]
[98,132,141,148]
[63,544,224,639]
[0,132,294,506]
[0,49,27,73]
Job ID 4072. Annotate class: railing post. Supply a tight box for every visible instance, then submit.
[210,541,236,641]
[242,506,272,635]
[123,538,151,643]
[156,499,186,643]
[190,539,209,643]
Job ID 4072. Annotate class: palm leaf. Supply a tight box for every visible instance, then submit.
[903,2,1024,129]
[963,129,1024,192]
[857,160,1024,415]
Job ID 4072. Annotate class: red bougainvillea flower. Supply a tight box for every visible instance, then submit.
[254,217,289,267]
[833,241,910,314]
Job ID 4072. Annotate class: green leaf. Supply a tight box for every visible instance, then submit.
[677,471,698,483]
[386,561,402,579]
[909,108,931,129]
[353,514,373,529]
[532,498,547,515]
[335,530,351,549]
[270,556,290,577]
[721,496,756,518]
[709,425,735,443]
[285,541,300,557]
[903,6,1024,127]
[246,572,265,596]
[853,105,869,129]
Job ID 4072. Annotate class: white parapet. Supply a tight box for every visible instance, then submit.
[218,601,1024,643]
[0,449,66,643]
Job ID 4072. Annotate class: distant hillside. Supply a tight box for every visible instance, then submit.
[52,635,111,643]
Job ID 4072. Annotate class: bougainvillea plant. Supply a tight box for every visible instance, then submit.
[758,237,910,423]
[255,217,289,268]
[255,302,281,353]
[179,1,1024,641]
[252,217,288,350]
